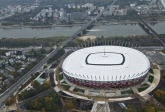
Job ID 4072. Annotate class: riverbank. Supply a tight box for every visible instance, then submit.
[79,36,97,41]
[0,20,165,29]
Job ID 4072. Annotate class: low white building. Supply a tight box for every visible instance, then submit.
[130,3,136,7]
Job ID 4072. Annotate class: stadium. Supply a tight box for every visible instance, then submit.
[62,46,150,88]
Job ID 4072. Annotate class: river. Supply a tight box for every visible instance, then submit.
[0,22,164,38]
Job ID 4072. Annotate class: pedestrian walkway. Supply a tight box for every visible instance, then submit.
[146,81,152,85]
[149,73,154,76]
[60,79,64,83]
[69,86,75,91]
[100,90,105,96]
[91,101,110,112]
[138,67,160,99]
[115,90,121,96]
[54,86,60,92]
[84,90,89,95]
[131,87,139,93]
[142,94,151,100]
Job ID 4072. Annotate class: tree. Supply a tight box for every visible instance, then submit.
[126,105,136,112]
[142,102,156,112]
[146,106,155,112]
[42,81,51,91]
[41,108,45,112]
[157,110,165,112]
[6,96,15,106]
[24,93,61,111]
[31,80,40,89]
[44,96,53,111]
[154,89,165,104]
[65,99,75,109]
[39,48,46,54]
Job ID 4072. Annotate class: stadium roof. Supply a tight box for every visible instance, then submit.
[62,46,150,82]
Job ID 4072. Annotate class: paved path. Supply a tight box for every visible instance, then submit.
[54,86,60,93]
[142,94,151,100]
[116,90,121,96]
[131,87,139,93]
[149,73,154,76]
[138,68,160,99]
[100,90,105,96]
[84,90,89,95]
[146,81,152,85]
[69,86,75,91]
[60,79,64,83]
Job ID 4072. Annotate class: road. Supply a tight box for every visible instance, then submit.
[0,0,117,110]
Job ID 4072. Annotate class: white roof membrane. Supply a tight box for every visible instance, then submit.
[62,46,150,82]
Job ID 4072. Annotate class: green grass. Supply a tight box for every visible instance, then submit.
[73,88,85,93]
[149,69,154,74]
[121,90,134,95]
[59,74,63,80]
[148,75,154,83]
[62,84,71,90]
[138,86,149,92]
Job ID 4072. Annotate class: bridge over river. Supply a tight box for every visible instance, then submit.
[138,18,165,46]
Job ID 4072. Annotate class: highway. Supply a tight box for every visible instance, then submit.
[0,0,117,109]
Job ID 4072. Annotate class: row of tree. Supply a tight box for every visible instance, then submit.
[18,80,51,101]
[66,35,163,47]
[126,102,165,112]
[0,36,67,48]
[24,92,77,111]
[154,89,165,105]
[6,96,15,106]
[142,102,165,112]
[26,48,47,57]
[24,93,61,111]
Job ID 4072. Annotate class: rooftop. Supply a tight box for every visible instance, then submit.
[62,46,150,81]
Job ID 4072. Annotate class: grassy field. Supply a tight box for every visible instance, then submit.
[148,75,154,83]
[149,69,154,74]
[59,74,63,80]
[138,86,149,92]
[121,90,134,94]
[61,84,71,90]
[73,88,85,93]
